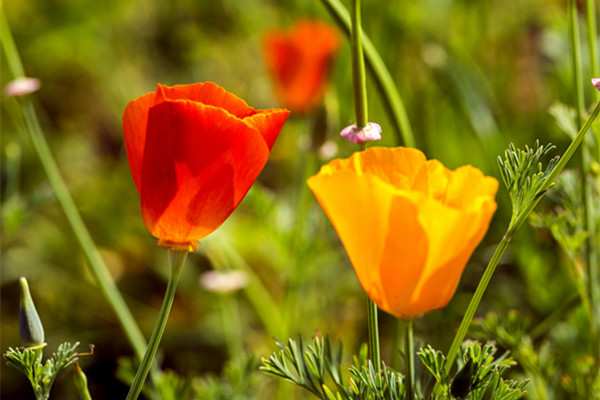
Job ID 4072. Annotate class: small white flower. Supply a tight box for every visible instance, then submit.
[318,140,338,160]
[200,270,248,294]
[592,78,600,91]
[340,122,382,144]
[4,77,41,97]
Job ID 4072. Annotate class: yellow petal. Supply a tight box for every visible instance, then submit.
[409,193,497,314]
[320,147,427,190]
[307,170,396,306]
[377,193,428,316]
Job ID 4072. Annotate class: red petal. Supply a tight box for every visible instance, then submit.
[244,108,290,149]
[122,92,155,191]
[155,82,255,118]
[140,100,269,244]
[263,21,340,112]
[264,33,302,88]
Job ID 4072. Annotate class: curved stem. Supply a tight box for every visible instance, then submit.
[0,3,148,363]
[320,0,416,147]
[125,251,187,400]
[444,100,600,373]
[367,298,381,370]
[445,231,513,372]
[405,320,415,400]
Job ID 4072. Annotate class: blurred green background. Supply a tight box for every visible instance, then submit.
[1,0,596,398]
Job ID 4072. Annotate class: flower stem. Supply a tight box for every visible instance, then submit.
[319,0,416,147]
[0,3,148,363]
[125,250,187,400]
[349,0,382,371]
[444,99,600,372]
[573,0,600,367]
[367,298,381,370]
[405,320,416,400]
[351,0,368,127]
[444,230,513,372]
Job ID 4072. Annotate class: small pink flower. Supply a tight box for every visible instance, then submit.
[4,77,41,97]
[592,78,600,91]
[340,122,382,144]
[200,270,248,294]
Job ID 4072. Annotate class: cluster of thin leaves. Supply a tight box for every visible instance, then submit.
[530,171,588,276]
[260,336,404,400]
[260,336,526,400]
[419,341,526,400]
[473,309,600,400]
[497,140,559,229]
[4,342,80,400]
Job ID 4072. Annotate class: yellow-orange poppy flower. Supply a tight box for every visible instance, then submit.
[307,147,498,318]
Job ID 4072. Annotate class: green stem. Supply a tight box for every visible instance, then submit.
[571,0,599,364]
[444,231,513,372]
[587,0,599,78]
[444,100,600,372]
[405,320,415,400]
[219,295,244,359]
[367,298,381,370]
[350,0,382,371]
[125,250,187,400]
[319,0,416,146]
[589,0,600,163]
[351,0,368,127]
[204,238,287,338]
[544,101,600,186]
[0,3,148,363]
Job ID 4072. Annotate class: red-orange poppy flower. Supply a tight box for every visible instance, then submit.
[123,82,289,250]
[264,20,340,113]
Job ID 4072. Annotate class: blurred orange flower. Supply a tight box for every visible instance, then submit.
[123,82,289,250]
[308,147,498,318]
[264,20,340,113]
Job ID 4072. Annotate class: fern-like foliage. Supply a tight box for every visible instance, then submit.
[419,341,527,400]
[4,342,80,400]
[261,336,526,400]
[497,141,559,229]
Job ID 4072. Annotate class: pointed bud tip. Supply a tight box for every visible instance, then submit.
[18,277,45,346]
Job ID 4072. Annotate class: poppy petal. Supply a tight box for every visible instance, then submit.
[122,92,156,191]
[155,82,256,118]
[378,194,429,317]
[308,171,395,307]
[140,100,269,244]
[244,108,290,149]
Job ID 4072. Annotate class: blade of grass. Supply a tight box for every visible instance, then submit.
[574,0,600,368]
[0,2,148,363]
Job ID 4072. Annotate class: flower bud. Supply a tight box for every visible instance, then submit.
[19,277,45,346]
[339,122,382,144]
